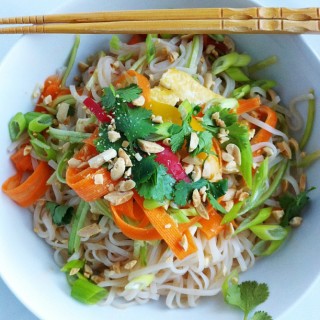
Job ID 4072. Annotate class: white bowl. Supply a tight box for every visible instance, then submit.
[0,0,319,319]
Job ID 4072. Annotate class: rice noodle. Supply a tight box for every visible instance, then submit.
[241,112,289,141]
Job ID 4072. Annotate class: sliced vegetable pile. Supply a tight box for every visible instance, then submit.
[2,33,318,317]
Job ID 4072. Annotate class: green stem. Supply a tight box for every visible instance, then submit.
[296,150,320,168]
[68,200,90,255]
[248,55,278,74]
[299,89,316,150]
[61,35,80,87]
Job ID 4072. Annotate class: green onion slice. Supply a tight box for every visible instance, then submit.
[8,112,27,141]
[68,200,90,254]
[250,224,288,241]
[71,278,108,304]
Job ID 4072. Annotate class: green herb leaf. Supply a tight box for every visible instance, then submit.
[133,157,176,202]
[169,123,190,153]
[240,282,270,317]
[190,131,213,156]
[115,105,156,144]
[173,179,208,206]
[223,274,271,320]
[251,311,273,320]
[46,201,74,226]
[101,86,116,112]
[116,83,142,102]
[279,187,315,227]
[94,123,124,153]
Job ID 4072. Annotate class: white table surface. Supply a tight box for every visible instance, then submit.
[0,0,320,319]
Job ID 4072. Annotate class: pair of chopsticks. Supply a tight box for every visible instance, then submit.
[0,7,319,34]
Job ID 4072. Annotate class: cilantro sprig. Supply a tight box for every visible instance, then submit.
[173,178,228,213]
[132,155,176,202]
[95,84,156,151]
[279,187,315,227]
[46,201,74,226]
[222,271,272,320]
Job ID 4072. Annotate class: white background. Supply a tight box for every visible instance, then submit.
[0,0,319,319]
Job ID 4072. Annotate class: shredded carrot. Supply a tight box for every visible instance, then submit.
[65,143,112,202]
[134,194,197,260]
[2,161,53,208]
[10,147,33,172]
[115,70,150,104]
[127,34,146,45]
[66,167,113,202]
[83,128,99,147]
[199,205,225,240]
[250,105,278,146]
[236,96,261,115]
[110,204,162,241]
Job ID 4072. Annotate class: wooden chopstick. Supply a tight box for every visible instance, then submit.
[0,7,319,24]
[0,8,319,34]
[1,19,319,34]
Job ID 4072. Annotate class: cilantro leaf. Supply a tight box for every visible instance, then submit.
[94,123,124,153]
[169,122,191,153]
[190,131,213,156]
[202,105,237,133]
[239,281,269,316]
[116,84,142,102]
[132,157,176,202]
[173,179,208,206]
[251,311,273,320]
[115,105,156,144]
[46,201,74,226]
[207,179,228,198]
[279,187,315,227]
[131,156,157,184]
[169,100,196,153]
[101,86,116,112]
[223,273,271,320]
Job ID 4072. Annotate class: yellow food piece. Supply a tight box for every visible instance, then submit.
[159,69,222,105]
[145,100,182,125]
[150,86,180,106]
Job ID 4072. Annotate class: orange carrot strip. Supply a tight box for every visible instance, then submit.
[127,34,146,45]
[83,128,99,147]
[115,197,134,220]
[250,105,278,146]
[10,147,33,172]
[110,204,162,240]
[179,216,202,233]
[212,137,222,168]
[199,205,225,240]
[115,70,150,104]
[2,161,53,208]
[66,167,112,202]
[134,194,197,260]
[236,96,261,115]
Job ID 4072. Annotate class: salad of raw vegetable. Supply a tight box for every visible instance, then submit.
[2,33,317,319]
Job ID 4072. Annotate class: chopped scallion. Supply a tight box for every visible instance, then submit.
[299,89,316,150]
[48,127,91,143]
[61,35,80,87]
[71,278,108,304]
[8,112,27,141]
[68,200,90,254]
